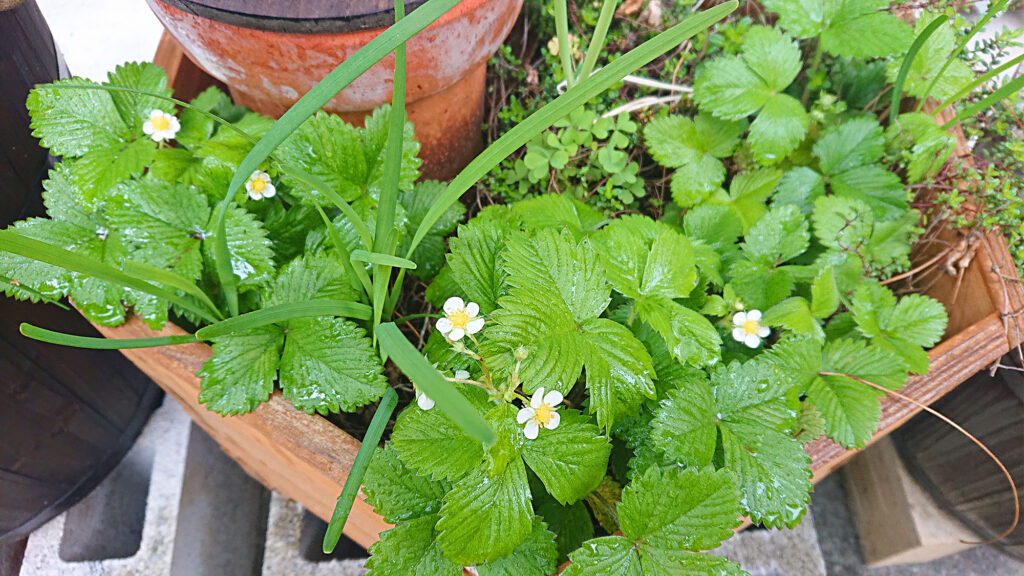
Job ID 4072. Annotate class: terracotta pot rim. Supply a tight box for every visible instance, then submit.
[153,0,487,35]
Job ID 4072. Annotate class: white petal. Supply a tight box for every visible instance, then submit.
[758,326,771,338]
[465,302,480,317]
[150,109,164,119]
[248,189,262,201]
[142,121,155,135]
[149,132,162,142]
[747,309,762,322]
[530,388,545,409]
[744,334,761,348]
[454,370,470,380]
[732,311,747,325]
[543,389,563,407]
[168,117,181,136]
[545,411,560,430]
[417,393,435,410]
[732,327,747,343]
[448,327,465,341]
[517,407,535,424]
[524,420,539,440]
[435,318,453,334]
[465,317,485,334]
[245,181,254,193]
[443,297,465,314]
[262,183,276,198]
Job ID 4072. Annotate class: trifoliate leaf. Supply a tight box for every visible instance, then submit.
[741,204,810,267]
[27,77,130,157]
[850,282,945,373]
[886,16,974,101]
[512,194,605,240]
[764,0,911,58]
[562,536,643,576]
[174,86,235,148]
[652,361,811,527]
[363,443,449,524]
[364,516,461,576]
[812,338,907,447]
[278,317,387,414]
[594,215,697,301]
[198,325,284,415]
[391,384,490,481]
[694,26,807,164]
[476,517,558,576]
[864,209,919,272]
[520,408,611,505]
[105,62,172,132]
[635,296,723,368]
[399,180,465,280]
[580,317,657,430]
[619,466,743,551]
[447,219,508,314]
[502,229,611,323]
[710,168,783,233]
[436,458,534,564]
[644,112,745,207]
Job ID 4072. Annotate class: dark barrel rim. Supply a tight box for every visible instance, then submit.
[154,0,432,34]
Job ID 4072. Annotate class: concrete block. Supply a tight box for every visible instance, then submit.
[713,510,827,576]
[261,494,367,576]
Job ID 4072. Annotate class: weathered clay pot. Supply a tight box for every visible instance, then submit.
[145,0,523,180]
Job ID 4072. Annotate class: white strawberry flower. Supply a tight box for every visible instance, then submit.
[142,109,180,142]
[245,170,276,201]
[732,309,770,349]
[516,387,563,440]
[435,297,484,342]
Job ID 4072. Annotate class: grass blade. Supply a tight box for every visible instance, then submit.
[195,300,372,340]
[211,0,461,316]
[405,0,738,257]
[21,323,197,349]
[0,229,220,324]
[122,261,223,321]
[890,15,947,126]
[312,201,371,297]
[934,52,1024,115]
[350,250,417,270]
[0,274,70,310]
[576,0,618,84]
[323,387,398,554]
[554,0,577,87]
[943,73,1024,129]
[376,322,496,444]
[284,163,374,251]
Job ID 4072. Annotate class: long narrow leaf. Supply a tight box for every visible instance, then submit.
[21,323,197,349]
[0,229,219,324]
[351,250,417,270]
[195,300,372,340]
[211,0,461,316]
[284,163,374,251]
[322,387,398,554]
[944,73,1024,129]
[312,201,371,297]
[406,1,738,257]
[376,322,496,444]
[576,0,618,84]
[890,15,947,126]
[934,52,1024,115]
[554,0,577,87]
[122,261,224,320]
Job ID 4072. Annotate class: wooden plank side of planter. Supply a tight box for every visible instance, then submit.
[89,319,393,551]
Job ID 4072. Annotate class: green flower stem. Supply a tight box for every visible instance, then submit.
[555,0,577,88]
[576,0,618,85]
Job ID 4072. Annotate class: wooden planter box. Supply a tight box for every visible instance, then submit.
[87,32,1024,564]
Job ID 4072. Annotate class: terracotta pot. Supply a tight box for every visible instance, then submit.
[145,0,523,180]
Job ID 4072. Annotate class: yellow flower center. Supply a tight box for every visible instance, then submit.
[251,178,267,192]
[743,319,760,335]
[534,403,553,426]
[151,115,170,131]
[448,308,470,329]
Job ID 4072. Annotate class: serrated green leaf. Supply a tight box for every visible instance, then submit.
[105,62,172,132]
[391,384,490,481]
[364,443,448,524]
[198,325,284,415]
[636,296,723,368]
[810,266,840,318]
[27,78,130,157]
[68,137,157,202]
[279,317,387,414]
[594,215,697,301]
[365,516,461,576]
[204,203,275,289]
[850,283,945,373]
[520,409,611,504]
[748,94,809,165]
[765,0,911,58]
[774,167,825,214]
[436,458,533,564]
[267,252,361,306]
[830,164,907,220]
[476,517,558,576]
[650,376,718,468]
[641,548,748,575]
[447,219,508,314]
[814,118,885,175]
[710,169,783,233]
[763,297,825,341]
[512,194,605,239]
[620,466,742,550]
[562,536,643,576]
[812,195,874,252]
[399,180,465,280]
[503,229,610,323]
[741,204,810,267]
[581,317,657,430]
[645,112,745,207]
[727,260,795,311]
